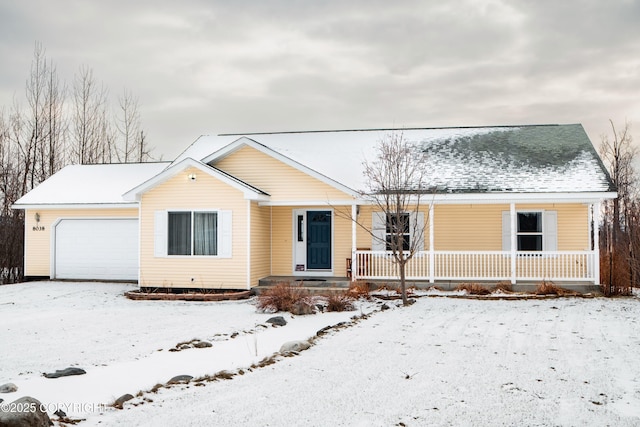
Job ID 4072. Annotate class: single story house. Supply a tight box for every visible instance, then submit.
[13,124,616,289]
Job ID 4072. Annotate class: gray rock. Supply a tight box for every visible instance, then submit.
[0,383,17,393]
[193,341,212,348]
[42,367,86,379]
[291,301,314,315]
[114,393,134,409]
[280,340,311,353]
[53,409,66,418]
[168,374,193,384]
[0,396,52,427]
[266,316,287,326]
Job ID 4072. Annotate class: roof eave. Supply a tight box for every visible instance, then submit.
[358,191,618,205]
[12,202,139,210]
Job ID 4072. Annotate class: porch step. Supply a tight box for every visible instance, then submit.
[255,276,352,295]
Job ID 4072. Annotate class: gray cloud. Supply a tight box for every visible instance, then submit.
[0,0,639,159]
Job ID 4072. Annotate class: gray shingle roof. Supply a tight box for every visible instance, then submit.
[202,124,614,194]
[415,124,615,193]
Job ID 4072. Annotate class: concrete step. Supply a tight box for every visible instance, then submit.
[256,276,353,295]
[253,285,349,295]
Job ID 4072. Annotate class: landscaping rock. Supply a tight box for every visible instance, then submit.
[266,316,287,327]
[0,383,17,393]
[168,375,193,384]
[291,301,314,315]
[43,367,86,379]
[193,341,212,348]
[280,340,311,353]
[0,396,51,427]
[53,409,67,418]
[113,393,134,409]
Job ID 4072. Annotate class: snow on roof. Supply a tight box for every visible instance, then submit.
[14,124,615,208]
[13,162,170,207]
[183,124,614,194]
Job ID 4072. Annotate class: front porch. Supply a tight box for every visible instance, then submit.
[351,250,598,284]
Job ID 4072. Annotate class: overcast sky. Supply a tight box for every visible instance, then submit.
[1,0,639,160]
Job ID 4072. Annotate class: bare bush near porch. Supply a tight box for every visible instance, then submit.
[256,283,313,314]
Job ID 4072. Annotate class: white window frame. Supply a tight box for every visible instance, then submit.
[167,211,218,257]
[385,212,411,251]
[502,209,557,253]
[516,211,543,251]
[372,211,425,252]
[154,209,232,258]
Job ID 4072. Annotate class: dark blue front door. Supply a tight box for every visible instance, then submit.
[307,211,331,270]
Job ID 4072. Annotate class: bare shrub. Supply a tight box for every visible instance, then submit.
[534,281,577,296]
[455,283,491,295]
[494,281,513,293]
[348,281,371,299]
[256,283,312,314]
[325,293,355,312]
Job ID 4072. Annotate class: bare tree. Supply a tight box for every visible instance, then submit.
[24,42,48,189]
[10,44,67,192]
[71,65,110,164]
[599,119,637,294]
[115,88,140,162]
[136,129,153,162]
[360,132,430,305]
[0,109,25,283]
[43,58,67,177]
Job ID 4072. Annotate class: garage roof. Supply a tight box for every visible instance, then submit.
[13,162,169,208]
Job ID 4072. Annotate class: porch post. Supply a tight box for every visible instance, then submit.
[593,202,601,285]
[510,203,517,284]
[351,204,357,281]
[429,204,435,283]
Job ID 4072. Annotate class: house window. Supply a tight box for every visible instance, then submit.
[168,211,218,256]
[385,213,411,251]
[517,212,542,251]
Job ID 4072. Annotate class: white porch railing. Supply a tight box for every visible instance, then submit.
[352,250,597,283]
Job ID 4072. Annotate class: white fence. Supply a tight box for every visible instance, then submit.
[352,250,596,283]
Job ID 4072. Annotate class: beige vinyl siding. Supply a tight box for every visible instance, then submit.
[139,167,248,289]
[215,145,353,202]
[24,207,138,277]
[250,202,271,286]
[270,206,293,275]
[333,208,352,277]
[355,203,588,251]
[435,204,507,250]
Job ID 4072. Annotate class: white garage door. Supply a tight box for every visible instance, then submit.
[54,219,138,281]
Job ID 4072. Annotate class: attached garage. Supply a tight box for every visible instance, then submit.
[53,218,138,281]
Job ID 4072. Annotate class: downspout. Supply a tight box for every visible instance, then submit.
[593,202,600,285]
[429,204,434,283]
[246,200,251,290]
[351,204,357,281]
[510,203,517,284]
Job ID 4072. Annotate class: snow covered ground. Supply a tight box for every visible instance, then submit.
[1,281,640,426]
